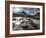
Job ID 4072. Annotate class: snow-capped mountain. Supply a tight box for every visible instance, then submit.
[13,8,40,16]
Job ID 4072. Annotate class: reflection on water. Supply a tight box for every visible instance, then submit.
[12,17,40,31]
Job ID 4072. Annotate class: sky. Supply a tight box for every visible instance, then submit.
[13,7,40,15]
